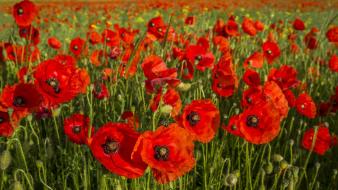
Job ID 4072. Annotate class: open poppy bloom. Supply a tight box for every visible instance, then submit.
[185,16,195,25]
[292,18,305,31]
[262,81,289,119]
[326,26,338,43]
[243,69,260,87]
[268,65,299,90]
[222,114,243,138]
[239,101,281,144]
[296,93,317,119]
[262,41,281,64]
[87,31,101,45]
[242,17,257,36]
[114,24,139,46]
[241,86,263,108]
[133,123,195,184]
[302,125,336,155]
[147,16,175,41]
[304,28,319,50]
[243,51,264,68]
[185,45,215,72]
[102,29,120,47]
[328,54,338,72]
[90,123,147,178]
[13,0,37,27]
[212,55,238,97]
[224,17,240,37]
[70,37,86,57]
[18,25,40,45]
[213,36,230,54]
[180,99,220,143]
[63,113,93,145]
[33,58,90,106]
[254,20,264,31]
[93,82,109,100]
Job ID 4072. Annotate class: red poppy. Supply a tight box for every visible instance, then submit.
[147,16,175,40]
[328,54,338,72]
[242,17,257,36]
[212,55,238,97]
[114,24,139,46]
[254,20,264,31]
[48,37,62,49]
[70,37,86,57]
[302,125,336,155]
[64,113,93,145]
[239,101,281,144]
[13,0,37,27]
[304,28,318,50]
[243,69,260,87]
[121,111,140,130]
[90,123,147,178]
[296,93,316,119]
[263,81,289,119]
[292,18,305,31]
[33,58,89,106]
[185,44,215,72]
[262,41,281,64]
[185,16,195,25]
[283,89,296,107]
[102,29,120,47]
[222,114,243,138]
[0,106,15,137]
[241,86,263,108]
[88,31,101,45]
[18,25,40,45]
[133,123,195,184]
[93,83,109,100]
[243,51,264,68]
[213,36,230,54]
[224,18,240,37]
[268,65,299,90]
[326,26,338,43]
[150,88,182,117]
[180,99,220,143]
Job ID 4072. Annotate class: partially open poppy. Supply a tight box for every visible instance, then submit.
[243,69,260,87]
[0,107,14,137]
[102,29,120,47]
[70,37,86,57]
[326,26,338,43]
[296,93,317,119]
[90,123,147,178]
[48,37,62,49]
[242,17,257,36]
[93,83,109,100]
[180,99,220,143]
[262,41,281,64]
[13,0,37,27]
[64,113,93,145]
[243,52,264,68]
[239,101,281,144]
[328,54,338,72]
[302,125,336,155]
[222,114,243,138]
[292,18,305,31]
[133,123,195,184]
[268,65,299,91]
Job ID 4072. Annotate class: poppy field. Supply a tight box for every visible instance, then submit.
[0,0,338,189]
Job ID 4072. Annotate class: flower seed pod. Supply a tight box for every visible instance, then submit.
[224,173,238,187]
[264,162,273,174]
[12,181,24,190]
[160,105,173,114]
[177,82,191,91]
[280,160,289,170]
[0,150,12,170]
[273,154,284,162]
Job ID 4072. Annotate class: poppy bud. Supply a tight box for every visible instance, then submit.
[12,181,24,190]
[280,160,289,170]
[177,82,191,91]
[289,139,294,146]
[273,154,284,162]
[36,160,43,168]
[264,162,273,174]
[224,173,238,187]
[282,179,290,189]
[315,162,321,170]
[0,150,12,170]
[160,105,173,114]
[259,185,266,190]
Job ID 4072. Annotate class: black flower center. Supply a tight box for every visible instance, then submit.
[266,50,272,55]
[246,97,252,104]
[72,126,81,134]
[102,139,119,154]
[231,125,237,130]
[17,7,24,15]
[150,22,155,27]
[0,117,4,124]
[46,78,61,94]
[121,33,125,38]
[13,96,26,107]
[186,111,200,126]
[195,55,202,61]
[154,146,169,161]
[106,37,111,42]
[73,45,79,50]
[246,115,259,127]
[157,28,162,32]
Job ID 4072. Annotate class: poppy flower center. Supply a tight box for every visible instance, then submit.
[102,139,119,154]
[73,45,79,50]
[0,117,4,124]
[150,22,155,27]
[186,111,200,126]
[301,104,305,109]
[13,96,26,107]
[17,7,24,15]
[266,50,272,55]
[246,97,252,104]
[46,78,61,94]
[246,115,259,127]
[154,146,169,161]
[231,125,237,130]
[157,28,162,32]
[72,126,81,134]
[195,55,202,61]
[121,33,125,38]
[248,60,252,65]
[106,37,111,42]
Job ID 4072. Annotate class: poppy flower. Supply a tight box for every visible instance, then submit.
[214,19,225,36]
[328,54,338,72]
[243,52,264,68]
[304,28,319,50]
[222,114,243,138]
[185,16,195,25]
[147,16,171,40]
[283,89,296,107]
[295,93,316,118]
[243,69,260,87]
[121,111,140,129]
[268,65,299,90]
[263,81,289,119]
[262,41,281,64]
[326,26,338,43]
[48,37,62,49]
[93,82,109,100]
[102,29,120,47]
[17,67,28,83]
[90,123,147,178]
[33,58,89,106]
[224,18,240,37]
[0,107,15,137]
[90,50,105,66]
[18,25,40,45]
[242,17,257,36]
[213,36,230,54]
[292,18,305,31]
[212,56,238,97]
[63,113,93,145]
[254,20,264,31]
[150,88,182,117]
[180,99,220,143]
[302,125,336,155]
[0,83,42,116]
[88,31,101,45]
[185,45,215,72]
[13,0,37,27]
[70,37,86,57]
[241,86,263,108]
[239,102,281,144]
[133,123,195,184]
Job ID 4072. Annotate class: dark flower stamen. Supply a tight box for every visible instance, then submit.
[72,126,81,134]
[195,55,202,61]
[154,145,169,161]
[0,117,4,124]
[17,7,24,15]
[46,78,61,94]
[246,115,259,127]
[13,96,25,107]
[186,111,200,126]
[73,45,78,50]
[102,139,119,154]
